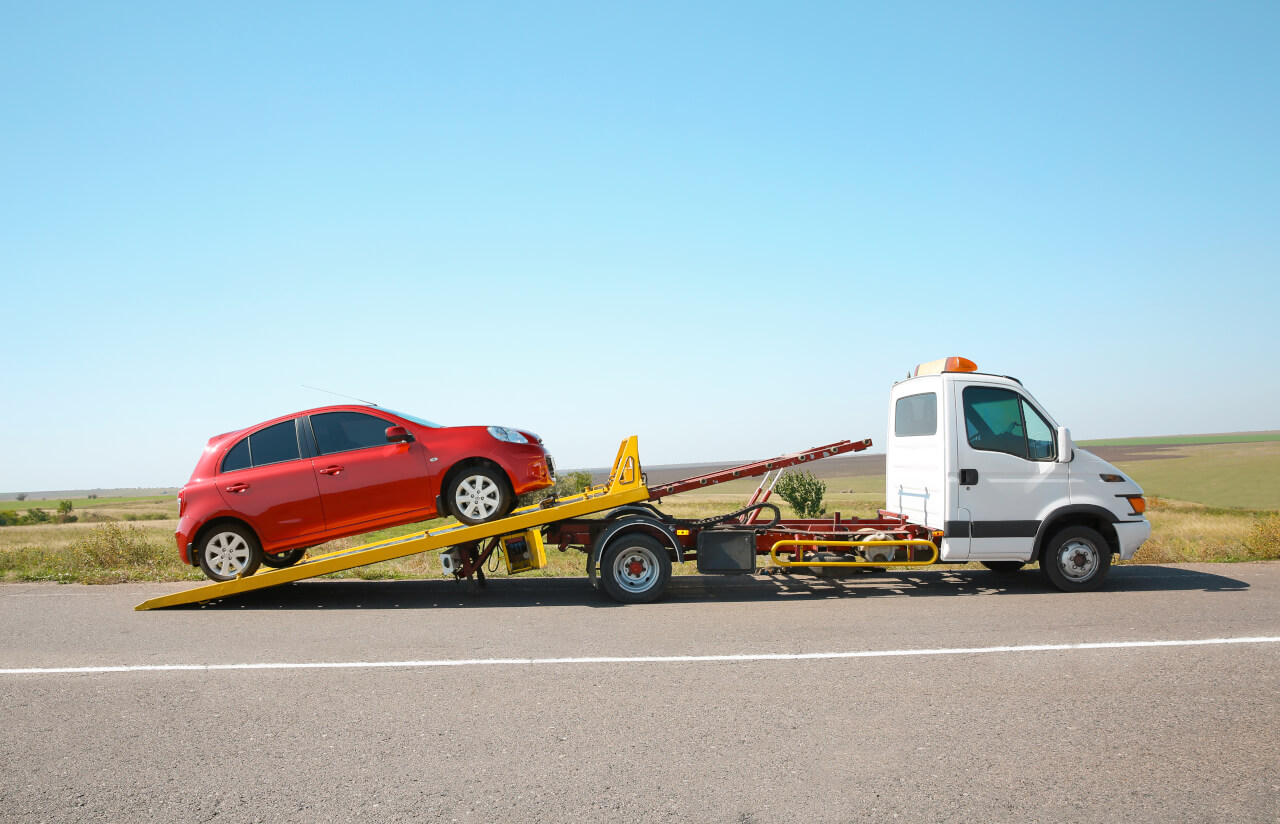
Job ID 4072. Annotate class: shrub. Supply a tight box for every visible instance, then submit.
[22,508,51,525]
[1241,514,1280,561]
[15,493,26,502]
[517,470,596,508]
[0,511,19,527]
[774,470,827,519]
[56,500,76,524]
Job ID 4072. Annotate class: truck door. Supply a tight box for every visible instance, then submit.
[952,383,1068,561]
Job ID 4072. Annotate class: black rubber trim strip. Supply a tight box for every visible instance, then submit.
[944,520,1040,539]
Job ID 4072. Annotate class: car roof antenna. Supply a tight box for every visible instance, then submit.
[301,385,379,407]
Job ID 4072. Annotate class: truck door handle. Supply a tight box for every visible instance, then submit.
[319,465,345,476]
[225,483,251,493]
[959,469,979,485]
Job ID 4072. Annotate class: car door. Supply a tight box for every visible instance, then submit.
[306,410,435,532]
[953,383,1068,561]
[215,419,327,546]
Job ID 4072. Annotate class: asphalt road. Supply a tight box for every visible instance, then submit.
[2,563,1278,823]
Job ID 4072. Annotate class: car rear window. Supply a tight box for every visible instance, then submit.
[311,412,393,455]
[221,439,250,473]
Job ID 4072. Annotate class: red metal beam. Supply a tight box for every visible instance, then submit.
[645,439,873,501]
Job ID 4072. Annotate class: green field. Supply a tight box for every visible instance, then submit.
[1080,432,1280,446]
[1,439,1277,583]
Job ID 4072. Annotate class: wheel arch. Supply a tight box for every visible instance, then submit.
[189,516,260,567]
[591,515,685,570]
[1034,506,1120,561]
[437,457,514,513]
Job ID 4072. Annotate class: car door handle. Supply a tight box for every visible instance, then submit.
[319,465,344,476]
[959,468,979,485]
[225,483,251,493]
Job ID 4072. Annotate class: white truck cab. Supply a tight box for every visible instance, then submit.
[886,357,1152,591]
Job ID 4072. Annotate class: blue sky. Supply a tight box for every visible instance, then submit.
[2,1,1277,491]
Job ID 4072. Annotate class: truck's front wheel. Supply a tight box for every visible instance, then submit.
[1039,526,1111,592]
[599,534,672,604]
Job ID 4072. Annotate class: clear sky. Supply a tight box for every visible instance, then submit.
[2,1,1277,491]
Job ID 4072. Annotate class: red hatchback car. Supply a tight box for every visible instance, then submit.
[177,405,555,581]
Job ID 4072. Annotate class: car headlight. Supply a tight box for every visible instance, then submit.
[487,426,529,444]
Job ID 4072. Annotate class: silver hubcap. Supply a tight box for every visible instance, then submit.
[1057,538,1099,581]
[455,474,501,520]
[205,532,251,577]
[613,546,660,594]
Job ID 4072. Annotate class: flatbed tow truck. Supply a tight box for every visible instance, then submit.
[137,357,1151,610]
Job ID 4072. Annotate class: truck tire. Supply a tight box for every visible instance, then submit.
[599,534,672,604]
[197,525,263,582]
[261,548,307,569]
[981,561,1026,573]
[1039,526,1111,592]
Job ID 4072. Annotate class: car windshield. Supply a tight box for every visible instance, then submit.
[380,408,443,428]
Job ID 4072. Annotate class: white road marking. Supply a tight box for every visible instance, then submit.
[3,636,1278,676]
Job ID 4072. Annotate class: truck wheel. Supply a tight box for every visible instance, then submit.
[600,534,672,604]
[1039,526,1111,592]
[197,525,263,582]
[261,548,307,569]
[981,561,1026,573]
[447,466,511,525]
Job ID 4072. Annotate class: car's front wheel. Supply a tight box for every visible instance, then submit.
[197,525,263,582]
[447,466,512,525]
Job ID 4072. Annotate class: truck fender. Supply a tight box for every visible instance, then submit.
[1033,505,1123,559]
[589,516,684,586]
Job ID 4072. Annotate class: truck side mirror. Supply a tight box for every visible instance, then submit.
[1056,426,1073,463]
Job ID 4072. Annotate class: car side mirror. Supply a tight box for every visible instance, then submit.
[385,425,414,444]
[1056,426,1073,463]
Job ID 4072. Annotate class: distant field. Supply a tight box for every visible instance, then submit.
[1079,431,1280,446]
[0,495,173,513]
[1108,441,1280,511]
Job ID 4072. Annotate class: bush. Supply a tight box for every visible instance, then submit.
[15,493,26,502]
[774,470,827,519]
[517,470,596,508]
[1241,514,1280,561]
[56,500,76,524]
[0,511,19,527]
[23,507,51,525]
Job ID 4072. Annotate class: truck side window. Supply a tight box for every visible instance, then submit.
[1021,399,1056,461]
[963,387,1057,462]
[894,393,937,436]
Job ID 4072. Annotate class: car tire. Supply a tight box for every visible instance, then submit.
[599,534,672,604]
[981,561,1026,573]
[1039,526,1112,592]
[447,465,512,525]
[261,548,307,569]
[197,524,264,582]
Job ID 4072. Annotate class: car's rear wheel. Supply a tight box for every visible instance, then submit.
[447,466,512,525]
[261,547,307,569]
[197,525,263,582]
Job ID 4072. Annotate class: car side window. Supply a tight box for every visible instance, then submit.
[249,420,301,467]
[221,438,251,473]
[963,387,1057,462]
[310,411,393,455]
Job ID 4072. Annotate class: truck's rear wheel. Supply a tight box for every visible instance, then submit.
[599,534,672,604]
[1039,526,1111,592]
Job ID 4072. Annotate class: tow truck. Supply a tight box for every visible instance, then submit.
[136,357,1151,610]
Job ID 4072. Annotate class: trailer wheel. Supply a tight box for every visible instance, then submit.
[1039,526,1111,592]
[197,525,263,582]
[981,561,1026,573]
[261,548,307,569]
[600,534,671,604]
[447,466,511,525]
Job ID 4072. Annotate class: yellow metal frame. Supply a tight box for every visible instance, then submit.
[769,538,939,569]
[135,436,649,611]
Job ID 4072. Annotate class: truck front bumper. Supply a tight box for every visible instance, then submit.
[1115,520,1152,560]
